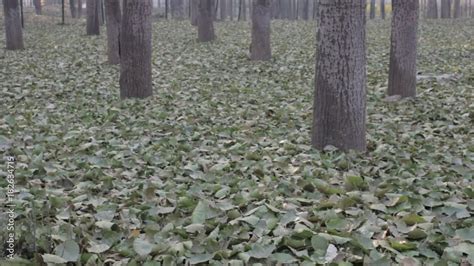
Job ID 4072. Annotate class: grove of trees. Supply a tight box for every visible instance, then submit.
[1,0,473,264]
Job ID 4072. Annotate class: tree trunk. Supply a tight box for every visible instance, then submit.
[380,0,385,19]
[230,0,234,20]
[78,0,82,18]
[3,0,24,50]
[86,0,100,35]
[120,0,153,99]
[220,0,227,20]
[453,0,461,17]
[191,0,199,25]
[301,0,309,20]
[197,0,215,42]
[427,0,438,18]
[105,0,121,64]
[441,0,451,18]
[70,0,77,18]
[98,0,105,25]
[388,0,419,98]
[33,0,42,14]
[312,0,367,152]
[171,0,184,19]
[250,0,271,61]
[370,0,376,19]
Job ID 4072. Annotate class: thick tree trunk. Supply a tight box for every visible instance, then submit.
[250,0,271,61]
[370,0,376,19]
[312,0,367,152]
[33,0,42,14]
[453,0,461,17]
[220,0,227,20]
[105,0,121,64]
[191,0,199,25]
[120,0,153,99]
[197,0,215,42]
[3,0,24,50]
[427,0,438,18]
[380,0,385,19]
[78,0,82,18]
[388,0,419,98]
[86,0,100,35]
[70,0,77,18]
[441,0,451,18]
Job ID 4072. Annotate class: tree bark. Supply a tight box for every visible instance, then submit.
[441,0,451,18]
[87,0,100,35]
[312,0,367,152]
[197,0,215,42]
[120,0,153,99]
[250,0,271,61]
[370,0,376,19]
[427,0,438,18]
[380,0,385,19]
[70,0,77,18]
[105,0,121,64]
[171,0,184,19]
[3,0,24,50]
[453,0,461,17]
[301,0,309,20]
[78,0,82,18]
[388,0,419,98]
[220,0,227,20]
[33,0,42,14]
[191,0,199,25]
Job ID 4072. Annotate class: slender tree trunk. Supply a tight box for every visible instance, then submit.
[441,0,451,18]
[453,0,461,17]
[78,0,82,18]
[197,0,215,42]
[33,0,42,14]
[171,0,184,19]
[191,0,199,25]
[220,0,227,20]
[120,0,153,99]
[312,0,367,152]
[427,0,438,18]
[98,0,105,25]
[380,0,385,19]
[105,0,121,64]
[86,0,100,35]
[250,0,271,61]
[370,0,376,19]
[70,0,77,18]
[3,0,24,50]
[230,0,234,20]
[388,0,419,98]
[301,0,309,20]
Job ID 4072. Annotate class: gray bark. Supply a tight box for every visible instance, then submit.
[250,0,271,61]
[441,0,451,18]
[312,0,367,152]
[105,0,121,64]
[370,0,376,19]
[70,0,77,18]
[380,0,385,19]
[34,0,42,14]
[78,0,82,18]
[191,0,198,25]
[388,0,419,98]
[120,0,153,99]
[198,0,215,42]
[427,0,438,18]
[86,0,100,35]
[171,0,184,19]
[453,0,461,17]
[3,0,24,50]
[220,0,227,20]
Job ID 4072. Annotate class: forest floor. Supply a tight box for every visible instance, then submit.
[0,16,473,265]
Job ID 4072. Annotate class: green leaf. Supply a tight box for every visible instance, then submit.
[133,238,154,257]
[55,240,80,262]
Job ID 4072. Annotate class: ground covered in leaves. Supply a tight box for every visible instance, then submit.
[0,16,473,265]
